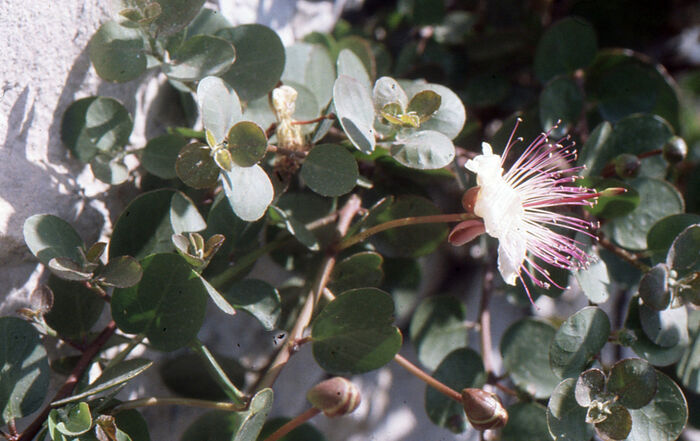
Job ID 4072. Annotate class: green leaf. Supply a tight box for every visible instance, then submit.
[575,368,607,407]
[49,402,92,436]
[407,90,441,121]
[547,378,594,441]
[607,358,657,409]
[337,36,376,81]
[153,0,205,36]
[279,81,321,136]
[577,121,612,176]
[233,388,273,441]
[502,402,552,441]
[45,276,105,339]
[90,155,129,185]
[425,348,486,433]
[550,307,611,379]
[109,189,205,259]
[160,352,245,401]
[337,49,371,90]
[328,251,383,294]
[228,121,267,167]
[163,35,235,82]
[464,72,511,108]
[312,288,402,375]
[586,50,680,130]
[300,143,359,197]
[667,224,700,278]
[197,76,242,144]
[501,318,560,398]
[647,214,700,264]
[61,96,133,162]
[624,298,688,366]
[594,402,631,441]
[0,317,50,425]
[627,372,687,441]
[223,279,281,331]
[370,195,448,258]
[114,409,150,441]
[111,253,208,351]
[217,24,286,102]
[182,411,243,441]
[220,164,274,222]
[638,263,671,310]
[283,43,335,108]
[23,214,83,266]
[333,74,376,153]
[639,304,688,348]
[88,21,147,82]
[534,17,597,82]
[258,417,326,441]
[97,256,143,288]
[609,177,684,250]
[403,82,466,140]
[53,358,153,406]
[539,76,584,137]
[373,76,408,113]
[390,130,455,170]
[268,205,319,251]
[175,142,221,189]
[48,257,93,282]
[409,296,468,371]
[575,244,612,304]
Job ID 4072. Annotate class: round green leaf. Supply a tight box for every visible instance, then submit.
[45,275,104,339]
[667,224,700,277]
[228,121,267,167]
[333,74,376,153]
[575,368,607,407]
[371,195,448,258]
[638,263,671,310]
[88,21,146,82]
[577,121,612,176]
[111,253,208,351]
[624,298,688,366]
[181,411,242,441]
[279,81,321,136]
[300,143,359,197]
[23,214,83,266]
[312,288,402,375]
[639,303,688,348]
[258,417,326,441]
[328,251,384,294]
[403,82,466,140]
[550,307,611,379]
[163,35,235,82]
[609,177,684,250]
[141,133,187,179]
[160,353,244,401]
[0,317,50,425]
[627,372,687,441]
[337,36,376,82]
[48,257,93,282]
[268,205,320,251]
[97,256,143,288]
[547,378,594,441]
[539,76,584,137]
[223,279,281,331]
[574,243,612,304]
[373,76,408,112]
[217,24,286,102]
[197,76,242,144]
[109,189,206,259]
[534,17,597,82]
[424,348,486,433]
[407,90,441,120]
[390,130,455,170]
[175,142,221,189]
[61,96,133,162]
[647,214,700,264]
[90,155,129,185]
[409,296,468,371]
[501,318,560,398]
[607,358,657,409]
[464,72,511,108]
[594,402,631,441]
[337,48,371,90]
[501,402,550,441]
[220,164,274,222]
[282,43,335,108]
[50,402,92,436]
[153,0,205,36]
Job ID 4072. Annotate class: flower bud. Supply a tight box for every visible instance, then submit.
[461,388,508,431]
[461,186,481,214]
[307,377,361,417]
[613,153,640,179]
[663,136,687,164]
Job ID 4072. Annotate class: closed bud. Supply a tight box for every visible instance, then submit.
[461,186,481,214]
[307,377,361,417]
[461,388,508,431]
[663,136,687,164]
[613,153,640,179]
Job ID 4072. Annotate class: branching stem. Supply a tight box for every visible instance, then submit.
[598,235,650,272]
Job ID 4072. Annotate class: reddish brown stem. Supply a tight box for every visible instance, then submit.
[266,144,307,159]
[291,114,335,125]
[393,354,462,403]
[17,321,117,441]
[598,235,650,272]
[262,407,321,441]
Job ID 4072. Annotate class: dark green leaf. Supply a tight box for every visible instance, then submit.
[574,368,607,407]
[594,403,631,441]
[257,417,326,441]
[97,256,143,288]
[228,121,267,167]
[539,76,584,137]
[163,35,235,82]
[547,378,594,441]
[337,36,376,81]
[182,410,244,441]
[647,214,700,264]
[501,318,560,398]
[425,348,486,433]
[0,317,50,425]
[534,17,597,82]
[217,25,286,102]
[233,388,273,441]
[574,243,612,304]
[45,276,104,339]
[578,121,612,176]
[328,251,383,294]
[582,178,639,219]
[220,164,274,222]
[153,0,205,36]
[667,224,700,278]
[639,303,688,348]
[49,402,92,436]
[550,307,611,379]
[160,353,245,401]
[409,296,468,371]
[627,372,687,441]
[624,298,688,366]
[223,279,281,331]
[175,142,221,189]
[88,21,146,82]
[282,43,335,108]
[390,130,455,170]
[312,288,402,374]
[501,402,552,441]
[407,90,441,121]
[333,74,376,153]
[90,155,129,185]
[607,358,657,409]
[114,409,150,441]
[300,143,359,197]
[61,96,133,162]
[111,253,208,351]
[638,264,671,310]
[23,214,83,266]
[677,310,700,393]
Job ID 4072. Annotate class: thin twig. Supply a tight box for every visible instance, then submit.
[267,144,307,159]
[598,236,650,272]
[393,354,462,403]
[291,114,335,125]
[114,397,247,412]
[262,407,321,441]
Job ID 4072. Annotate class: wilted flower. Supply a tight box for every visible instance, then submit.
[449,120,609,300]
